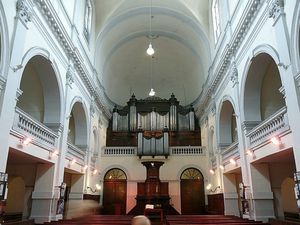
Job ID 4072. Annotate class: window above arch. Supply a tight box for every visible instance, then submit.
[84,0,92,41]
[212,0,221,42]
[104,168,127,180]
[181,168,203,180]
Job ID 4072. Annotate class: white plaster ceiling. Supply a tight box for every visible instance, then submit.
[94,0,211,106]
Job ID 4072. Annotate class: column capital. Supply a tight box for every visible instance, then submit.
[269,0,284,21]
[16,0,32,28]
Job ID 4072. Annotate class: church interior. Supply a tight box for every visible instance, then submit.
[0,0,300,225]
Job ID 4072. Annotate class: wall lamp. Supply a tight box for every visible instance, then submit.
[87,184,101,193]
[230,158,237,166]
[49,149,59,159]
[206,184,221,193]
[20,137,32,146]
[246,149,256,159]
[219,165,225,170]
[271,136,281,145]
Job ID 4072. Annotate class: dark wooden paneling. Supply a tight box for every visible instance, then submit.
[103,181,127,215]
[207,193,224,215]
[169,131,201,146]
[181,180,205,214]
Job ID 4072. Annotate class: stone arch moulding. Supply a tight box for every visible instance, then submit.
[68,96,90,146]
[0,0,10,80]
[18,48,64,126]
[177,164,208,183]
[216,95,237,147]
[100,165,130,181]
[290,0,300,73]
[240,44,282,122]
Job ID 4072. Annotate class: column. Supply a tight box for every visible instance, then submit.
[30,164,56,223]
[249,163,274,222]
[0,0,32,172]
[223,173,240,216]
[269,0,300,170]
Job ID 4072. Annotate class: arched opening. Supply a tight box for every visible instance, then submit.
[180,168,205,214]
[17,55,61,130]
[66,101,88,165]
[103,168,127,215]
[219,100,237,148]
[243,53,285,123]
[68,102,88,147]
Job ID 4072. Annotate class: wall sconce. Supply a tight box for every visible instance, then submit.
[92,169,98,175]
[219,165,225,170]
[0,172,8,200]
[49,149,59,159]
[68,159,77,167]
[246,149,256,159]
[209,169,215,175]
[82,165,88,173]
[271,136,281,145]
[230,158,236,166]
[206,183,212,190]
[20,137,32,146]
[206,183,221,193]
[87,184,101,193]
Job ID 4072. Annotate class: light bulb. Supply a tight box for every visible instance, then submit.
[206,184,212,190]
[147,43,154,56]
[149,88,155,96]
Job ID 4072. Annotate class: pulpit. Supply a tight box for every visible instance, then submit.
[133,161,172,215]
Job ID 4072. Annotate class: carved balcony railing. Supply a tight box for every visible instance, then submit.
[221,142,239,163]
[12,107,58,149]
[170,146,205,156]
[102,147,137,156]
[67,142,86,164]
[246,107,290,147]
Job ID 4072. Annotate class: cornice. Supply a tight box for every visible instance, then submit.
[34,0,112,119]
[193,0,263,118]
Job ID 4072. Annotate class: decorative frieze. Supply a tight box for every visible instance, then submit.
[0,77,6,95]
[66,66,74,87]
[269,0,284,20]
[16,0,32,27]
[34,0,112,118]
[90,96,96,117]
[193,0,262,114]
[278,86,286,99]
[230,63,239,87]
[16,88,23,102]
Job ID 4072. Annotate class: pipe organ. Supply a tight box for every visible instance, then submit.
[108,94,200,157]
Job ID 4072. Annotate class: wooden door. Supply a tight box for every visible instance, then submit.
[103,169,127,214]
[180,168,205,214]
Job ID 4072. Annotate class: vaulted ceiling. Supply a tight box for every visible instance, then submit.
[94,0,212,106]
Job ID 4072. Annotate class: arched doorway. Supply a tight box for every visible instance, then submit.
[180,168,205,214]
[103,168,127,215]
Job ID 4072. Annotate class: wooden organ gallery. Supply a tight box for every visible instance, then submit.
[108,94,201,157]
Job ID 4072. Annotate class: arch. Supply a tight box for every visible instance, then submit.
[177,164,208,182]
[0,1,10,80]
[17,54,63,129]
[103,168,127,214]
[180,167,205,214]
[104,168,127,180]
[208,126,215,156]
[101,165,131,181]
[241,50,285,123]
[217,97,237,147]
[68,98,89,146]
[92,126,99,155]
[290,0,300,73]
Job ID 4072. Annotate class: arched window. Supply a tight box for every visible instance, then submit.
[84,0,92,41]
[212,0,221,42]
